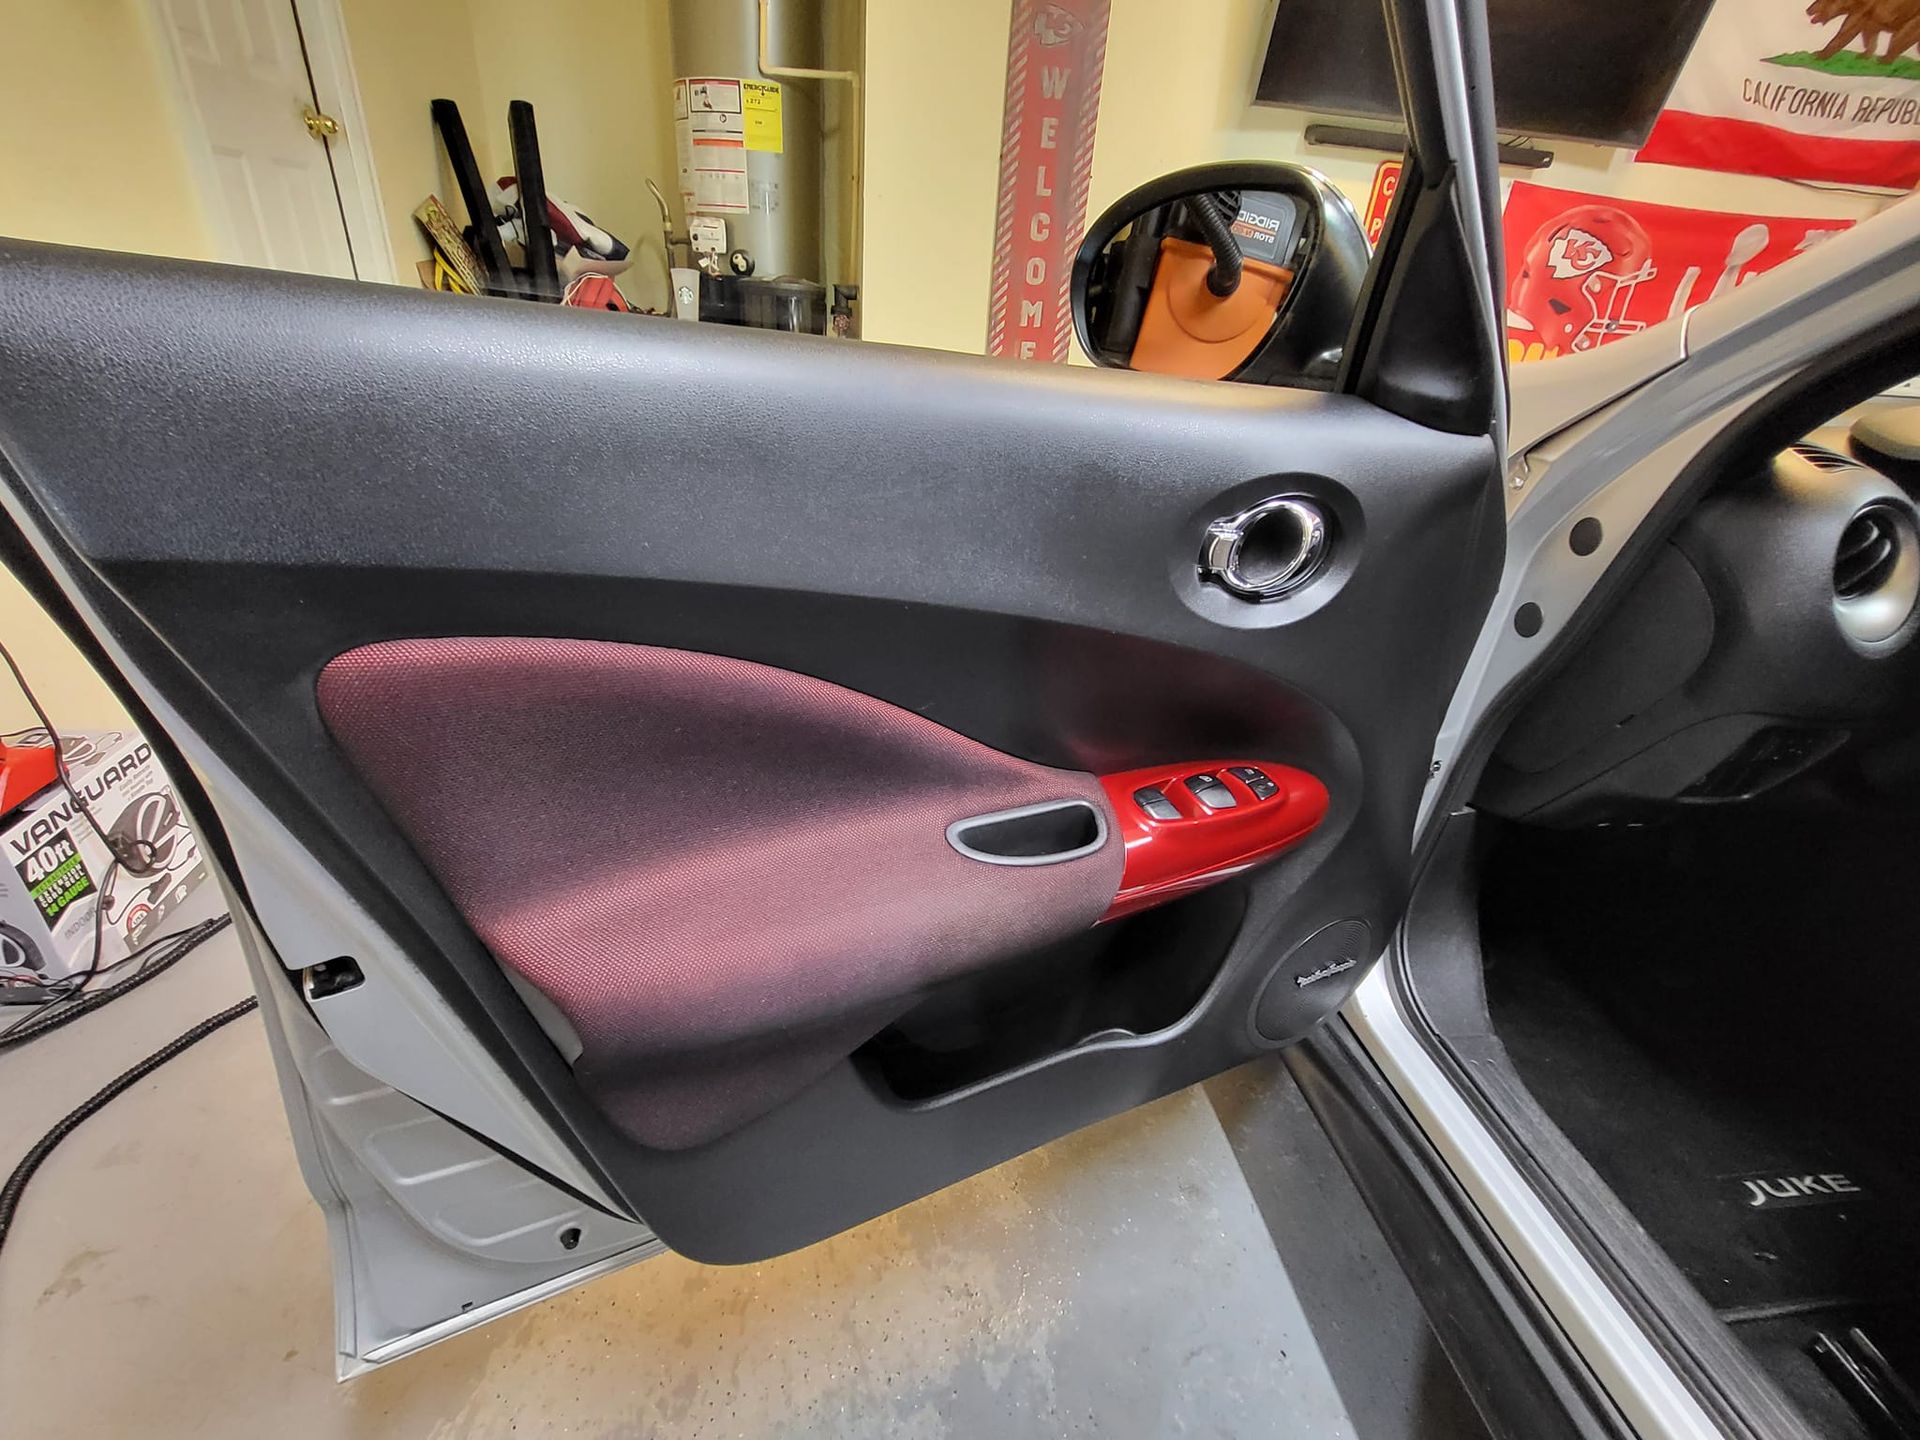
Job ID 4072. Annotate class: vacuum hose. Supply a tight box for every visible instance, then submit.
[1192,193,1244,298]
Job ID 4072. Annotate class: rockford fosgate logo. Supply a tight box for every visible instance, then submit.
[1732,1171,1862,1209]
[3,744,153,859]
[1294,957,1358,988]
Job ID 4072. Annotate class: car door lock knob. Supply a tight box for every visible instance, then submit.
[1199,496,1329,601]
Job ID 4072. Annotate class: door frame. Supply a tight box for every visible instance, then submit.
[146,0,396,285]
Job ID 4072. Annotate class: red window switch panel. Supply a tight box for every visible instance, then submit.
[1097,760,1328,921]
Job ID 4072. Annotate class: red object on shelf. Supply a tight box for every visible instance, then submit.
[562,273,632,311]
[1098,759,1328,921]
[0,739,59,818]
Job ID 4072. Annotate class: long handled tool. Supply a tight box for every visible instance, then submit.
[431,98,518,298]
[508,100,562,302]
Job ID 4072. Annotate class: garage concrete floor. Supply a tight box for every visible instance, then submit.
[0,900,1488,1439]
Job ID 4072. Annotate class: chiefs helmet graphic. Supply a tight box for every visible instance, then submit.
[1508,205,1656,355]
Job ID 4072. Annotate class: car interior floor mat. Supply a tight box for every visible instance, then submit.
[1734,1310,1920,1440]
[1476,813,1920,1434]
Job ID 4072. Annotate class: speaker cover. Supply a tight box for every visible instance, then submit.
[1252,918,1373,1042]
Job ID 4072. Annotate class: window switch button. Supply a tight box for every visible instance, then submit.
[1226,765,1280,800]
[1133,786,1182,821]
[1184,774,1237,810]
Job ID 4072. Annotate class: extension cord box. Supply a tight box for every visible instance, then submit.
[0,729,209,995]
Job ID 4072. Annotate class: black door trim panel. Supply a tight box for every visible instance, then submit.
[0,242,1501,1260]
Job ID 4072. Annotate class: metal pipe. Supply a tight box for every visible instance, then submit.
[756,0,857,83]
[757,0,861,284]
[647,178,688,296]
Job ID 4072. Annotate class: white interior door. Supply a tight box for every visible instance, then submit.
[156,0,358,279]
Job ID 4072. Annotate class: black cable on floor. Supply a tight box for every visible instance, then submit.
[0,915,234,1050]
[0,995,258,1260]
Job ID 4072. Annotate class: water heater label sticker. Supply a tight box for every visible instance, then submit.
[743,81,784,153]
[691,109,744,142]
[693,167,749,214]
[682,77,743,124]
[675,77,751,215]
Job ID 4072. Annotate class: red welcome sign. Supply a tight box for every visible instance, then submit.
[985,0,1112,361]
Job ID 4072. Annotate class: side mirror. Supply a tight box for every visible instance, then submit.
[1071,162,1371,388]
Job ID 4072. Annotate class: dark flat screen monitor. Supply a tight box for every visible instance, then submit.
[1256,0,1716,148]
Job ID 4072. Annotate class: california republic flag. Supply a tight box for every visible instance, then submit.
[1639,0,1920,188]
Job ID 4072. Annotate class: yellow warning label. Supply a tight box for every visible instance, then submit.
[743,80,783,154]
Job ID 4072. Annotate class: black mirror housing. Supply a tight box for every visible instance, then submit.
[1071,161,1372,388]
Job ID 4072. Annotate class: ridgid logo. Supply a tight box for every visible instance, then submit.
[1730,1170,1863,1209]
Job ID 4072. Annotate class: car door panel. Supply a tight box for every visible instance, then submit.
[0,245,1500,1261]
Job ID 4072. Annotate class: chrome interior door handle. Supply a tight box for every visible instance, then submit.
[1199,496,1329,601]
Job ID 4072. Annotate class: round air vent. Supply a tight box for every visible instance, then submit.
[1835,506,1900,599]
[1833,501,1920,649]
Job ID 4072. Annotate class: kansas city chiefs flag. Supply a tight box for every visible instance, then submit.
[1501,181,1853,364]
[1640,0,1920,188]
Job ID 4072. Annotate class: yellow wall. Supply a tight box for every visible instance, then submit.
[0,0,209,732]
[861,0,1894,354]
[0,0,214,263]
[337,0,491,283]
[341,0,682,309]
[0,572,128,734]
[859,3,1005,351]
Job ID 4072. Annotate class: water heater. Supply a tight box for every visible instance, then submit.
[669,0,824,283]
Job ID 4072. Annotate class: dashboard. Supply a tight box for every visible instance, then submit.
[1475,404,1920,826]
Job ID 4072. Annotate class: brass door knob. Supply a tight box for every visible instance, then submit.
[302,107,341,140]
